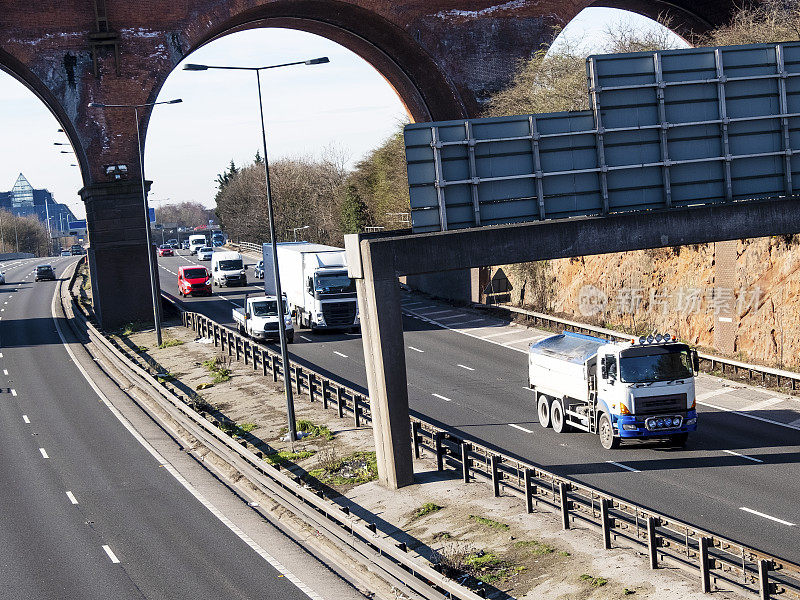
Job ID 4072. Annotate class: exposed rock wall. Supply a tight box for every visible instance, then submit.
[500,236,800,369]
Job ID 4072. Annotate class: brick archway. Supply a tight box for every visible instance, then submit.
[0,0,732,328]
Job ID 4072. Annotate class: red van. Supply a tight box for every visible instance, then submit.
[178,265,211,297]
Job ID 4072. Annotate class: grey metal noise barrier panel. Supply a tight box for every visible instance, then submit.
[405,41,800,233]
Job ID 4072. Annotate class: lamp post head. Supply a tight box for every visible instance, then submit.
[166,99,183,104]
[305,57,329,65]
[183,64,209,71]
[87,102,105,108]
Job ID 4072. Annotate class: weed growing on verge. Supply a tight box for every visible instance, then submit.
[413,503,443,519]
[308,451,377,486]
[203,356,232,383]
[158,338,185,349]
[580,574,608,587]
[513,539,556,555]
[469,515,509,530]
[265,449,317,465]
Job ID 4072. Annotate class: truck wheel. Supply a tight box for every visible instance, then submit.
[537,394,551,428]
[551,399,568,434]
[599,414,620,449]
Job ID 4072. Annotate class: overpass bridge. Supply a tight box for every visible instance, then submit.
[2,0,737,329]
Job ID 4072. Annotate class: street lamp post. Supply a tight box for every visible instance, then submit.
[87,98,182,347]
[290,225,310,242]
[184,57,328,442]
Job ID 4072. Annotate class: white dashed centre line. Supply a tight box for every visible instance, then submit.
[22,415,29,424]
[11,389,17,396]
[740,507,795,526]
[3,369,7,375]
[408,346,424,353]
[457,364,475,371]
[102,545,121,563]
[66,491,78,504]
[300,335,312,342]
[39,448,49,459]
[606,460,640,473]
[723,450,763,463]
[333,351,348,358]
[432,393,452,402]
[509,423,533,433]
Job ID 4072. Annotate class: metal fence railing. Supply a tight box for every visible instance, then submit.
[177,304,800,600]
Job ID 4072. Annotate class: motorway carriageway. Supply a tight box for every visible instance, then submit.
[158,252,800,563]
[0,256,365,600]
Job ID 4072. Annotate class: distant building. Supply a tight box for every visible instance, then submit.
[0,173,77,233]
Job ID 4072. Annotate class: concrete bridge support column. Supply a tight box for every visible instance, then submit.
[80,181,159,331]
[347,236,414,489]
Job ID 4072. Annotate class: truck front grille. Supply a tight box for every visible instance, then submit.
[633,393,687,415]
[263,322,279,332]
[321,301,356,326]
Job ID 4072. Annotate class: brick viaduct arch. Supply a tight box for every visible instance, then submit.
[0,0,734,328]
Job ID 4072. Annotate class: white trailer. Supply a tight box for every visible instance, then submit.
[262,242,359,331]
[529,331,699,449]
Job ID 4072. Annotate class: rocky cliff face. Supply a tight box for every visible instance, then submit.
[500,236,800,369]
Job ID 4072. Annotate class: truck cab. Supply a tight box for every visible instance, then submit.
[233,295,294,342]
[530,332,698,449]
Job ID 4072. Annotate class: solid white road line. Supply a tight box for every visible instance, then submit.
[102,545,120,563]
[699,399,800,432]
[739,507,795,526]
[333,351,348,358]
[11,389,16,396]
[457,364,475,371]
[509,423,533,433]
[66,491,78,505]
[51,271,325,600]
[723,449,763,463]
[606,460,640,473]
[22,415,29,423]
[407,346,424,353]
[39,448,49,459]
[789,416,800,427]
[432,393,452,402]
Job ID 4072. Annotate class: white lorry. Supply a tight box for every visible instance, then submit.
[188,234,207,255]
[232,295,294,343]
[263,242,359,331]
[529,331,699,449]
[211,250,247,287]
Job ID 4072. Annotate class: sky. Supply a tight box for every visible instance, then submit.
[0,8,683,220]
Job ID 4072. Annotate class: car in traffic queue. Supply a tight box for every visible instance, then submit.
[35,264,56,281]
[157,244,174,257]
[177,265,212,297]
[60,250,71,256]
[197,246,214,261]
[254,259,264,279]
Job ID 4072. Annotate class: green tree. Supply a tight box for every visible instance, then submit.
[340,185,369,234]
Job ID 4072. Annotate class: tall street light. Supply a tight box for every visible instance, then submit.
[87,98,183,346]
[290,225,310,242]
[184,57,329,442]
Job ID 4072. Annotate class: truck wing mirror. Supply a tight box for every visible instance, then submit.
[692,350,700,372]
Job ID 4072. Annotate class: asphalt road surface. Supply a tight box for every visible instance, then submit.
[158,250,800,564]
[0,256,365,600]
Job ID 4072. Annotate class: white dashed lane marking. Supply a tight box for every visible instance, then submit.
[740,507,795,526]
[606,460,640,473]
[300,336,312,342]
[102,545,120,563]
[432,393,452,402]
[408,346,424,353]
[66,491,78,505]
[39,448,49,459]
[723,449,763,463]
[509,423,533,433]
[11,389,16,396]
[457,364,474,371]
[22,415,29,424]
[333,351,348,358]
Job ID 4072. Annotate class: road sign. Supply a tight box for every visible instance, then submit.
[148,207,156,223]
[404,40,800,232]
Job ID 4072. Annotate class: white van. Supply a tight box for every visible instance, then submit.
[211,251,247,287]
[188,234,207,255]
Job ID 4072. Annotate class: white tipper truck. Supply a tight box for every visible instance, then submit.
[529,331,699,449]
[232,295,294,343]
[263,242,359,331]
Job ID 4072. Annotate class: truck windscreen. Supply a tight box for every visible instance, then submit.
[315,273,355,293]
[219,260,242,270]
[619,347,693,383]
[251,300,288,316]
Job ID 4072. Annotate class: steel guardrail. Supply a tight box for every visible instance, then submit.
[62,263,485,600]
[171,300,800,600]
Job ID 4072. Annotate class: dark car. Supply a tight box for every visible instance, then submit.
[35,265,56,281]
